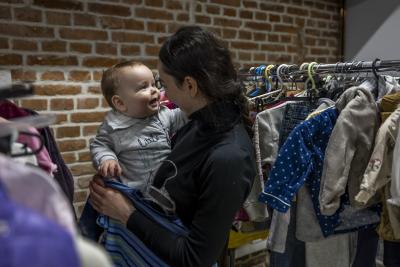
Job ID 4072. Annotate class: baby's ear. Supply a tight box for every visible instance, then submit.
[111,95,126,112]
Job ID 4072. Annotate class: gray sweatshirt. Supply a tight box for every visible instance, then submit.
[90,106,187,190]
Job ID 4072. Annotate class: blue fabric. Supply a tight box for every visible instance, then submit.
[0,181,79,267]
[80,180,216,267]
[78,200,104,241]
[260,108,342,236]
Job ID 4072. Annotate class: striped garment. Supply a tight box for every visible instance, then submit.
[97,181,187,267]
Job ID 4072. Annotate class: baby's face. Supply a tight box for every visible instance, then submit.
[116,65,160,118]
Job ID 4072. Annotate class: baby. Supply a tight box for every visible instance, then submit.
[90,60,187,191]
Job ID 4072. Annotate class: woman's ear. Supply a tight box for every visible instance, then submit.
[183,76,199,98]
[111,95,127,112]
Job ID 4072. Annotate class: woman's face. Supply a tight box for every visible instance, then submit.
[157,62,191,115]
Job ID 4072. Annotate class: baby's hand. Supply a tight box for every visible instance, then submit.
[99,160,122,178]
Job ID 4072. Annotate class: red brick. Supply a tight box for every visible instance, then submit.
[245,21,272,31]
[147,21,167,32]
[240,10,253,19]
[255,11,267,20]
[253,32,266,41]
[42,41,67,52]
[77,98,99,109]
[35,85,81,95]
[243,1,257,8]
[306,29,321,36]
[269,14,281,22]
[54,113,68,124]
[88,86,101,94]
[61,152,76,164]
[57,126,80,138]
[101,99,110,108]
[238,52,251,61]
[124,19,145,30]
[88,3,131,17]
[318,21,328,28]
[166,1,184,9]
[92,71,103,82]
[0,24,54,38]
[196,3,202,12]
[20,99,48,111]
[322,31,338,38]
[253,53,266,62]
[0,38,9,49]
[71,163,95,177]
[274,24,298,34]
[58,139,86,152]
[41,71,65,81]
[261,44,286,52]
[287,7,309,16]
[68,71,91,82]
[268,34,279,42]
[78,151,92,162]
[231,41,258,50]
[74,14,97,27]
[50,98,74,110]
[296,18,306,27]
[112,32,153,43]
[46,11,71,25]
[11,70,36,81]
[145,45,160,56]
[214,18,241,28]
[206,5,220,15]
[83,125,100,136]
[260,3,284,12]
[95,43,118,55]
[121,0,142,4]
[28,55,78,66]
[135,8,173,20]
[0,6,11,19]
[177,14,189,22]
[196,15,211,25]
[33,0,83,10]
[13,40,38,51]
[71,112,106,123]
[14,7,42,22]
[311,11,331,20]
[60,28,108,41]
[120,45,141,56]
[82,57,119,68]
[140,59,158,69]
[224,8,236,17]
[311,48,330,55]
[0,54,22,65]
[282,15,294,24]
[144,0,163,7]
[238,30,251,40]
[280,35,291,42]
[100,16,124,29]
[223,29,237,39]
[70,43,92,54]
[210,0,240,6]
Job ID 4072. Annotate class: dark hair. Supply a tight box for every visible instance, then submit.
[158,26,252,137]
[101,60,144,109]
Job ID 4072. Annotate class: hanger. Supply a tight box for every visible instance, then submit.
[10,131,44,158]
[0,114,56,139]
[372,58,380,99]
[0,82,34,100]
[265,64,275,93]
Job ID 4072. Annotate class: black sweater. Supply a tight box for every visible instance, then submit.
[127,101,256,267]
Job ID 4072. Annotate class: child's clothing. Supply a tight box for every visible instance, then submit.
[90,105,187,190]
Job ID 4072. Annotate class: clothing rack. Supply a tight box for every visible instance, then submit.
[240,59,400,79]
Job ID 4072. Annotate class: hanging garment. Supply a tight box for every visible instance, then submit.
[11,142,38,166]
[388,124,400,207]
[0,181,79,267]
[319,85,379,215]
[0,100,75,203]
[379,92,400,122]
[0,154,76,235]
[383,240,400,267]
[96,180,216,267]
[17,127,57,175]
[75,236,113,267]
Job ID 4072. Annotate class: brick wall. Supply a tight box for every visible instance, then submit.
[0,0,342,215]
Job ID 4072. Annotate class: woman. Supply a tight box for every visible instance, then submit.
[89,26,256,267]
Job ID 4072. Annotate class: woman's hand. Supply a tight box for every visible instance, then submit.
[89,175,135,225]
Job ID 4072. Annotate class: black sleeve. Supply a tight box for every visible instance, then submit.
[126,145,254,267]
